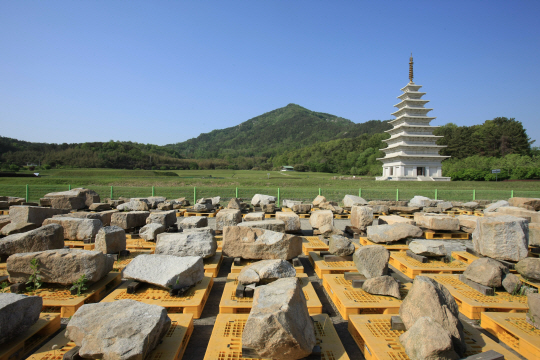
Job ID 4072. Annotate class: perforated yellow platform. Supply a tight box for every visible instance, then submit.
[423,274,528,319]
[389,252,467,279]
[481,312,540,359]
[0,313,60,360]
[112,250,153,272]
[126,238,156,251]
[101,276,213,319]
[348,314,520,360]
[6,272,121,318]
[309,251,356,279]
[231,259,304,274]
[359,237,408,252]
[203,313,350,360]
[216,240,222,251]
[517,274,540,291]
[322,274,410,320]
[184,211,217,217]
[26,314,193,360]
[302,236,329,255]
[64,240,95,250]
[219,273,322,315]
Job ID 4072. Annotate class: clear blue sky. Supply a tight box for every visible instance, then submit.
[1,1,539,146]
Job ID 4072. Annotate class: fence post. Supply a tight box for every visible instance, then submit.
[359,188,362,198]
[396,189,399,201]
[318,188,321,196]
[110,186,113,200]
[435,189,438,200]
[236,187,238,198]
[277,188,280,207]
[511,190,514,198]
[194,187,197,204]
[68,184,71,190]
[26,184,29,203]
[473,189,476,201]
[152,186,155,197]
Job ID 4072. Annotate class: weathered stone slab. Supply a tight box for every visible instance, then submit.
[399,316,459,360]
[53,210,118,227]
[139,223,166,241]
[473,215,528,261]
[223,226,302,260]
[0,222,39,236]
[409,240,447,256]
[390,206,420,214]
[238,220,286,233]
[44,188,100,209]
[409,196,440,208]
[227,198,242,210]
[117,200,149,212]
[343,195,368,207]
[65,300,171,360]
[123,254,204,289]
[95,226,126,254]
[156,202,173,211]
[312,195,326,206]
[111,211,150,230]
[378,215,415,225]
[7,249,114,285]
[516,258,540,281]
[238,259,296,285]
[527,293,540,330]
[282,200,302,208]
[9,206,67,226]
[319,224,344,237]
[463,258,508,287]
[146,210,177,228]
[251,194,276,206]
[261,203,276,214]
[350,206,373,229]
[177,216,207,231]
[367,223,423,243]
[0,224,64,257]
[43,217,102,241]
[89,203,112,211]
[496,206,540,223]
[244,212,265,222]
[362,275,401,299]
[484,200,509,214]
[461,202,479,210]
[0,293,43,344]
[414,213,460,231]
[508,197,540,211]
[328,235,355,256]
[309,210,333,229]
[155,231,217,259]
[457,215,478,233]
[275,212,300,232]
[437,201,454,211]
[530,223,540,246]
[353,245,390,279]
[370,205,389,214]
[291,204,311,214]
[242,278,316,360]
[216,209,242,230]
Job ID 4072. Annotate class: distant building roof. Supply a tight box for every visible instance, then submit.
[282,166,294,169]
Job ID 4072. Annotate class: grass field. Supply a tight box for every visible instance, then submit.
[1,169,539,203]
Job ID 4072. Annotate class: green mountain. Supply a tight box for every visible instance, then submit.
[166,103,391,159]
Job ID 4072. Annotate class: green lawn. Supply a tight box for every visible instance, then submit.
[1,169,539,203]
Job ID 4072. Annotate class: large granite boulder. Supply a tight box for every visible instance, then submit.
[367,223,423,243]
[291,204,311,214]
[496,206,540,223]
[177,216,207,231]
[516,258,540,281]
[0,224,64,257]
[414,213,460,231]
[95,226,126,254]
[216,209,242,230]
[530,223,540,246]
[111,211,150,229]
[362,275,401,299]
[44,188,100,209]
[409,196,438,208]
[52,210,118,227]
[261,203,276,214]
[139,223,166,241]
[145,196,167,209]
[65,300,170,360]
[328,235,355,256]
[238,259,296,285]
[8,206,66,226]
[282,199,302,208]
[0,222,39,236]
[350,206,373,230]
[0,294,43,344]
[473,215,528,261]
[502,273,522,294]
[484,200,509,214]
[251,194,276,207]
[457,215,478,233]
[223,226,301,260]
[343,195,368,207]
[437,201,454,211]
[238,220,286,233]
[156,202,173,211]
[309,210,333,229]
[378,215,415,225]
[408,240,447,256]
[155,232,216,259]
[312,195,326,206]
[353,245,390,279]
[123,254,204,289]
[318,202,344,214]
[89,203,112,211]
[461,201,479,210]
[370,204,390,214]
[399,276,466,357]
[242,278,316,360]
[399,316,460,360]
[146,210,177,228]
[43,217,102,241]
[7,249,114,285]
[508,197,540,211]
[318,224,344,237]
[227,198,242,210]
[275,212,301,232]
[463,258,508,287]
[117,200,149,212]
[0,216,10,232]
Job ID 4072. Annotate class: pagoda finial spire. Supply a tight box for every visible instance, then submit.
[409,53,414,82]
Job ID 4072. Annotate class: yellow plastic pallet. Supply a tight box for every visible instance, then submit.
[184,211,217,217]
[423,274,528,319]
[348,314,520,360]
[298,213,311,219]
[397,213,414,219]
[302,236,329,255]
[309,251,356,279]
[26,314,193,360]
[6,272,122,318]
[474,211,484,217]
[0,313,61,360]
[281,207,293,212]
[359,237,408,252]
[216,240,223,251]
[219,273,322,315]
[516,274,540,291]
[451,251,518,273]
[203,313,350,360]
[460,210,474,215]
[101,276,213,319]
[126,238,156,251]
[231,259,304,274]
[126,233,141,240]
[322,274,410,320]
[388,252,468,279]
[175,210,186,217]
[0,210,9,215]
[204,251,223,278]
[481,312,540,360]
[264,213,276,218]
[334,214,351,219]
[64,240,95,250]
[112,250,154,272]
[423,229,470,240]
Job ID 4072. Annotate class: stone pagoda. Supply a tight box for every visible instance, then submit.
[376,55,451,181]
